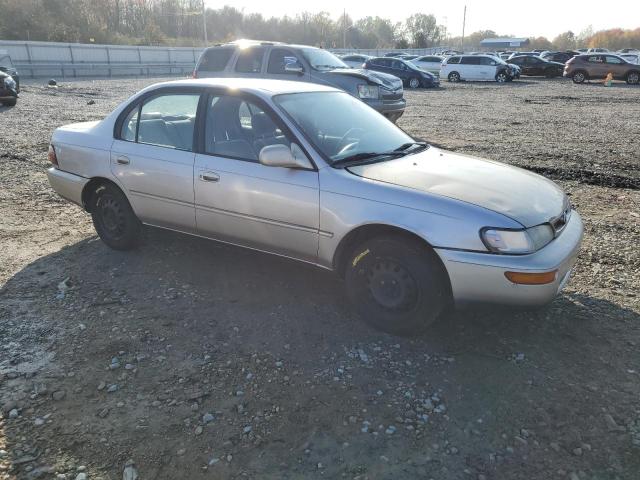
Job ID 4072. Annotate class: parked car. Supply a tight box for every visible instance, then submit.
[0,70,18,106]
[507,52,541,60]
[383,52,405,57]
[46,78,583,334]
[619,53,639,65]
[441,55,514,83]
[507,55,565,77]
[0,50,20,93]
[564,54,640,84]
[340,54,372,69]
[363,57,439,88]
[410,55,444,75]
[540,51,579,64]
[398,54,419,61]
[618,48,639,54]
[194,41,406,122]
[587,48,609,53]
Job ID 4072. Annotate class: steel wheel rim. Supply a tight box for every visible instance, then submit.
[410,78,420,88]
[98,194,126,238]
[575,72,584,82]
[366,258,418,311]
[629,73,639,84]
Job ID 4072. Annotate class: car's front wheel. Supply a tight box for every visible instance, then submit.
[344,235,450,335]
[1,98,17,107]
[90,182,141,250]
[627,71,640,85]
[495,71,509,83]
[408,77,421,89]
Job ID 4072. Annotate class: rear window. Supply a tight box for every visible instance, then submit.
[198,48,233,72]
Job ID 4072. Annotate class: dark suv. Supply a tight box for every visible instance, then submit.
[194,41,406,122]
[564,54,640,84]
[363,57,439,88]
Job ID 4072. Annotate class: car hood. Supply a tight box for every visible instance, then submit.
[329,68,403,90]
[346,147,567,227]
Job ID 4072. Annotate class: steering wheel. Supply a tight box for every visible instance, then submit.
[337,128,366,156]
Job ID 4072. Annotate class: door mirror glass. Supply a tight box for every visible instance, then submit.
[259,143,312,169]
[284,62,304,74]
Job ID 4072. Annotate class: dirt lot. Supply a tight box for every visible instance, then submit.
[0,77,639,480]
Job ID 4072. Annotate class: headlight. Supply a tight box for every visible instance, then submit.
[4,77,16,89]
[481,224,555,254]
[357,84,379,99]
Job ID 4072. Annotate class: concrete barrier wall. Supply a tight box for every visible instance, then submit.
[0,40,451,78]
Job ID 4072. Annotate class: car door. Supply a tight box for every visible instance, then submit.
[460,57,480,80]
[193,92,320,263]
[586,55,607,78]
[390,60,409,82]
[111,90,200,232]
[604,55,626,79]
[231,47,266,78]
[265,48,311,82]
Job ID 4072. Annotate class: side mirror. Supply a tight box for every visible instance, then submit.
[259,143,312,169]
[284,63,304,74]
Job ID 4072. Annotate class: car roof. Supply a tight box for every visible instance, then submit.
[203,39,317,51]
[145,78,340,96]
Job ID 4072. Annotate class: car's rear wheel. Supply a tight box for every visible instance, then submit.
[572,71,587,83]
[626,71,640,85]
[344,235,450,335]
[448,71,460,82]
[495,71,509,83]
[408,77,421,89]
[90,183,141,250]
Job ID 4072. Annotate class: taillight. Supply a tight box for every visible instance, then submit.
[48,144,58,166]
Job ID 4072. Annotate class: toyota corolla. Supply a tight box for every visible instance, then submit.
[46,78,583,334]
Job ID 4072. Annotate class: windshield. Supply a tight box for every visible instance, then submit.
[275,91,419,165]
[300,48,349,71]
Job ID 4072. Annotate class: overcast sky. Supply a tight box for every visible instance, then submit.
[205,0,639,40]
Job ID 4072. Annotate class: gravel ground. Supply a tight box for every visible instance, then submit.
[0,77,639,480]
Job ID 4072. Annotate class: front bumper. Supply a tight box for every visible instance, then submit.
[47,167,89,207]
[436,210,584,307]
[364,96,406,120]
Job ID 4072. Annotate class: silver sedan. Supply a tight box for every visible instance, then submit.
[47,78,583,334]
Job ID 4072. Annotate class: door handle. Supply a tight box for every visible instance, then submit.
[116,155,130,165]
[199,172,220,183]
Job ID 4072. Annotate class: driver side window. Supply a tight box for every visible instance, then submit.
[204,95,291,162]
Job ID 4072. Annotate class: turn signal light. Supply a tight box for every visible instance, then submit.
[48,144,58,166]
[505,270,557,285]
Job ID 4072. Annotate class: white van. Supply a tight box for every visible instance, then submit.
[441,55,513,83]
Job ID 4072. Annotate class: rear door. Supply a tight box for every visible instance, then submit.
[111,90,200,232]
[459,56,480,80]
[604,55,627,79]
[232,47,267,78]
[586,55,607,79]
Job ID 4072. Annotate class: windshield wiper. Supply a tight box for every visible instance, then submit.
[332,142,429,168]
[332,150,408,168]
[394,141,429,152]
[315,64,348,69]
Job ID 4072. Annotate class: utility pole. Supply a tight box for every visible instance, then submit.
[343,9,346,49]
[461,5,466,51]
[202,0,208,45]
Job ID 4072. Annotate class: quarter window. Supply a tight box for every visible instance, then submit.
[135,94,200,151]
[235,48,265,73]
[605,56,623,64]
[204,95,290,162]
[198,48,233,72]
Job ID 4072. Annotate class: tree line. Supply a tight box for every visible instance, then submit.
[1,0,638,51]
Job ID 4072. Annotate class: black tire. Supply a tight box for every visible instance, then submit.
[2,98,17,107]
[408,77,421,89]
[90,183,141,250]
[448,71,460,82]
[344,235,450,335]
[495,71,509,83]
[572,71,587,84]
[626,71,640,85]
